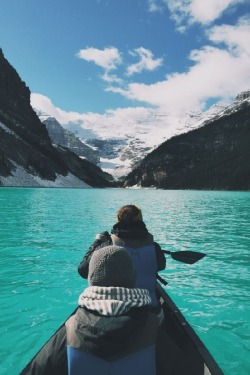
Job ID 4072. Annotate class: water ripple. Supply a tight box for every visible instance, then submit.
[0,188,249,375]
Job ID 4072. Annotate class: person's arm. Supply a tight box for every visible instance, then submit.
[78,231,112,278]
[20,326,67,375]
[154,242,166,271]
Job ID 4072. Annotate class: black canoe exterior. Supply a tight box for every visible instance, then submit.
[21,285,224,374]
[157,283,224,375]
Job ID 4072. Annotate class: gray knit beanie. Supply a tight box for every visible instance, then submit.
[88,246,136,288]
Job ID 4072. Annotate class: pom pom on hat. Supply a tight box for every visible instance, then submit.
[88,246,136,288]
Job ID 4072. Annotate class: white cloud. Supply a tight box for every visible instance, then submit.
[189,0,242,24]
[208,16,250,54]
[32,18,250,138]
[152,0,245,25]
[76,47,122,71]
[31,93,90,124]
[31,93,62,119]
[107,18,250,115]
[147,0,164,12]
[76,46,164,83]
[101,71,123,84]
[127,47,163,76]
[31,92,173,146]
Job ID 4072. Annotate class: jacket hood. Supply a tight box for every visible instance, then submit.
[111,220,149,239]
[69,306,150,360]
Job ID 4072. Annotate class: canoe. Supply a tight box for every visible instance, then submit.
[157,283,223,375]
[21,284,224,374]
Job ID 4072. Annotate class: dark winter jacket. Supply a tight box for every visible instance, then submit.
[78,221,166,280]
[78,221,166,308]
[20,286,188,375]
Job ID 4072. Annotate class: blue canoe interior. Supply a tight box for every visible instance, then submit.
[20,284,224,374]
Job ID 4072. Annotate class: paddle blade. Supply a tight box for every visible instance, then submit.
[163,250,206,264]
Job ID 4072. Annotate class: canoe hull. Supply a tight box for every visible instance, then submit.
[21,285,224,374]
[157,284,223,375]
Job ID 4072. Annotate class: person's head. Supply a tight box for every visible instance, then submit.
[116,205,142,222]
[88,245,136,288]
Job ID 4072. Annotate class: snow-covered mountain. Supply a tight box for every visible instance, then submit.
[123,93,250,191]
[36,110,100,165]
[34,90,250,179]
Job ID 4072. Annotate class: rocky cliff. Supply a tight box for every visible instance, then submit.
[0,49,112,187]
[36,112,100,165]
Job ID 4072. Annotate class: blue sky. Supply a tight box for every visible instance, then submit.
[1,0,250,126]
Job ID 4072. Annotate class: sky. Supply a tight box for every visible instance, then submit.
[1,0,250,132]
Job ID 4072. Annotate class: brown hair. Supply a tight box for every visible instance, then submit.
[116,205,143,222]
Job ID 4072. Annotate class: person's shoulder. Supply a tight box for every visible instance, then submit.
[146,231,154,241]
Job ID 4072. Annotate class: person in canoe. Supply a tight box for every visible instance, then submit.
[21,246,187,375]
[78,204,166,323]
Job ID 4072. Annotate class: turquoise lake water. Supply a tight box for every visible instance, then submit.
[0,187,249,375]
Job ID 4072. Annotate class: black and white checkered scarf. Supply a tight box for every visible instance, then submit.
[78,286,151,316]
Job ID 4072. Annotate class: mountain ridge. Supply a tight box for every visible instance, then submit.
[34,92,250,180]
[0,48,112,188]
[36,110,100,165]
[1,47,249,190]
[121,96,250,190]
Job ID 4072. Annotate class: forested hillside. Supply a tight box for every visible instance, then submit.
[122,101,250,191]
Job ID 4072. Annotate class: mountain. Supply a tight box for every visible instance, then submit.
[36,111,100,165]
[34,99,231,180]
[2,47,248,190]
[35,111,156,179]
[121,91,250,191]
[33,88,249,185]
[0,49,112,188]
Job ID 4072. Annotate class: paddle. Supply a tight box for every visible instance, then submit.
[162,250,206,264]
[157,250,206,286]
